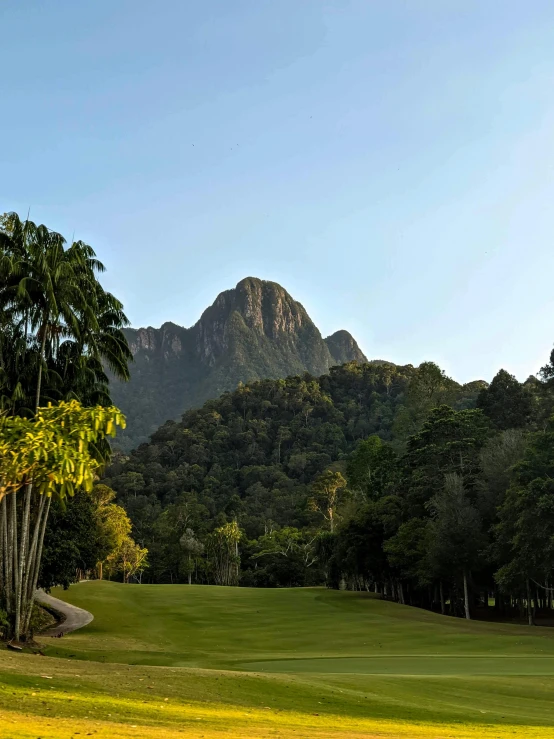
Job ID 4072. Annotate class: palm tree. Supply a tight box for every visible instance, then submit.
[0,212,131,640]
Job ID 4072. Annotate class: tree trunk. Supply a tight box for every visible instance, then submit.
[527,579,535,626]
[15,483,33,640]
[439,580,445,615]
[21,492,47,630]
[35,324,48,411]
[463,569,471,620]
[1,497,10,614]
[11,492,20,639]
[22,496,51,637]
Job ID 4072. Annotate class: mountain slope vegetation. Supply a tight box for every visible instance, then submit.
[105,359,483,581]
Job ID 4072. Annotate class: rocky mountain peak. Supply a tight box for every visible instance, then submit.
[113,277,367,450]
[325,330,367,365]
[195,278,313,364]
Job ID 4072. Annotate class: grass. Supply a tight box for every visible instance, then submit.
[1,582,554,738]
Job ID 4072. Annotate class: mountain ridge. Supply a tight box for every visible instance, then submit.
[111,277,367,450]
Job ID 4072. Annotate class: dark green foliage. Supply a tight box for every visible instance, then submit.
[241,527,321,587]
[427,474,485,578]
[495,419,554,593]
[331,375,554,620]
[403,405,490,513]
[478,429,527,520]
[540,345,554,384]
[105,361,482,583]
[331,500,392,590]
[477,369,532,430]
[346,435,400,499]
[40,492,105,590]
[0,212,131,416]
[384,518,431,589]
[392,362,460,439]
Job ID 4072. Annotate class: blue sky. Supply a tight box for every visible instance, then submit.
[2,0,554,384]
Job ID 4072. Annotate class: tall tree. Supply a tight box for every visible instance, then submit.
[478,429,527,520]
[495,419,554,624]
[346,435,399,500]
[403,405,490,514]
[206,521,241,586]
[0,212,131,413]
[427,473,485,620]
[40,491,106,590]
[309,470,347,532]
[393,362,458,439]
[180,529,204,585]
[477,370,532,430]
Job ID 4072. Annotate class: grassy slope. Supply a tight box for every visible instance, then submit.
[1,582,554,738]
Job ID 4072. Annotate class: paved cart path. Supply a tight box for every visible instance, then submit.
[36,589,93,636]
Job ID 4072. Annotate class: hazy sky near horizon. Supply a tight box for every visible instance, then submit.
[2,0,554,384]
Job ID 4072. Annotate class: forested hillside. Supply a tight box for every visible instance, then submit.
[110,277,367,450]
[105,349,554,622]
[105,360,484,580]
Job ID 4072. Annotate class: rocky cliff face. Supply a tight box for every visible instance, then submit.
[325,329,368,366]
[111,277,367,451]
[125,322,189,357]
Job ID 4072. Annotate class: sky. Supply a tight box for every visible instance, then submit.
[2,0,554,384]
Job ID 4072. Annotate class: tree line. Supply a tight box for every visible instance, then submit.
[106,354,554,622]
[105,359,479,583]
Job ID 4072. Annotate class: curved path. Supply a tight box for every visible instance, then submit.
[35,589,94,637]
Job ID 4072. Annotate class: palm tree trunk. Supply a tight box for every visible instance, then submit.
[1,496,9,613]
[35,324,48,411]
[11,492,20,639]
[12,319,49,639]
[15,482,33,640]
[0,500,5,604]
[22,496,51,635]
[22,493,47,629]
[5,495,14,618]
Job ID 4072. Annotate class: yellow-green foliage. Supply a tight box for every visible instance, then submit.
[0,401,125,500]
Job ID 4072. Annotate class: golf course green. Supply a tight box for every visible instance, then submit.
[1,582,554,738]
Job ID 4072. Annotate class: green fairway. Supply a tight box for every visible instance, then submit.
[242,655,554,674]
[43,582,554,668]
[2,582,554,738]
